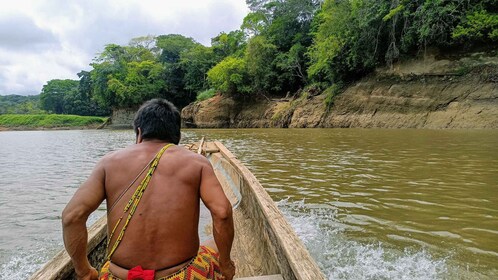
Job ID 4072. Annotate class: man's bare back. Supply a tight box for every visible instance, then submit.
[62,99,234,280]
[105,141,206,269]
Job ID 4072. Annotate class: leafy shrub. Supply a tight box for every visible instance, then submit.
[453,9,498,41]
[324,83,343,109]
[207,56,251,96]
[196,89,217,102]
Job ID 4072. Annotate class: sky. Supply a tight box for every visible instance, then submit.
[0,0,249,96]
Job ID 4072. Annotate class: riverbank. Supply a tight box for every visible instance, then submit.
[0,114,108,131]
[182,52,498,129]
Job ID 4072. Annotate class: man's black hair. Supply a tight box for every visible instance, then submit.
[133,99,181,144]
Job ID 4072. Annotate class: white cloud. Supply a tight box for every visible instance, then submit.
[0,14,59,52]
[0,49,86,95]
[0,0,249,95]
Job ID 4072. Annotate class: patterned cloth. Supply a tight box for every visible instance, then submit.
[99,246,223,280]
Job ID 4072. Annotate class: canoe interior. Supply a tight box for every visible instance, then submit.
[30,142,324,280]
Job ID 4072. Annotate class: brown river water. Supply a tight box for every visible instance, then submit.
[0,129,497,279]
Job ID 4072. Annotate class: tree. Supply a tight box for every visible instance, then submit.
[156,34,202,107]
[156,34,198,64]
[129,35,160,58]
[77,71,92,101]
[110,60,166,107]
[241,0,320,94]
[207,57,250,96]
[244,0,320,50]
[91,39,165,109]
[43,0,496,113]
[40,79,79,114]
[245,36,279,94]
[241,12,269,36]
[90,44,131,108]
[275,42,307,86]
[211,30,247,58]
[72,71,110,116]
[265,0,318,50]
[39,77,109,116]
[309,0,393,84]
[180,45,219,93]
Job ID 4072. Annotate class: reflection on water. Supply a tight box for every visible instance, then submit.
[0,129,497,279]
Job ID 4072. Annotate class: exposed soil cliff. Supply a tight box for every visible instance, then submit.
[182,52,498,129]
[108,108,137,129]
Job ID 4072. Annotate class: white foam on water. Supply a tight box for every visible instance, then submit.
[276,199,449,280]
[0,243,59,280]
[0,254,41,280]
[0,211,106,280]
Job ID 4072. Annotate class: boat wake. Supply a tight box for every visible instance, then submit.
[0,211,105,280]
[0,243,59,280]
[276,199,449,280]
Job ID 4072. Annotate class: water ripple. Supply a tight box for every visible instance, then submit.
[1,128,497,279]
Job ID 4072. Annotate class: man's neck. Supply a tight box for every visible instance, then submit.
[139,138,173,145]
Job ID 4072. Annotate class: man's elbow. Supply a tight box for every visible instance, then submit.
[61,206,86,228]
[213,203,233,222]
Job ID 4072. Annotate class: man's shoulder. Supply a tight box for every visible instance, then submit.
[174,146,210,164]
[99,146,136,166]
[101,147,127,160]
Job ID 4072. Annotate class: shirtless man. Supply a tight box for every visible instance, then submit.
[62,99,235,280]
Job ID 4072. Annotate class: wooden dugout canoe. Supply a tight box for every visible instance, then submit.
[30,142,325,280]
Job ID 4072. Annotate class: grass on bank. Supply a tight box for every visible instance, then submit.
[0,114,107,128]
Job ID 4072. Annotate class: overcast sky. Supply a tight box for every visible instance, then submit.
[0,0,249,96]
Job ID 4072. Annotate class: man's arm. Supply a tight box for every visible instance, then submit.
[199,159,235,280]
[62,158,106,280]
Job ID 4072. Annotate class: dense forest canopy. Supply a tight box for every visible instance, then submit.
[0,95,44,115]
[4,0,497,116]
[308,0,498,84]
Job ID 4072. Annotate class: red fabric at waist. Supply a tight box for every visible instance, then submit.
[127,266,154,280]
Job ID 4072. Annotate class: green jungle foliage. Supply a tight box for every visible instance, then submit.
[308,0,498,85]
[40,78,110,116]
[0,114,106,128]
[0,95,45,114]
[21,0,496,114]
[207,56,251,96]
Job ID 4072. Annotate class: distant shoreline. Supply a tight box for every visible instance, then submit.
[0,125,104,132]
[0,114,108,131]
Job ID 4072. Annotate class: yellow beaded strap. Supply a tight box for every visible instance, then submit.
[106,143,174,261]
